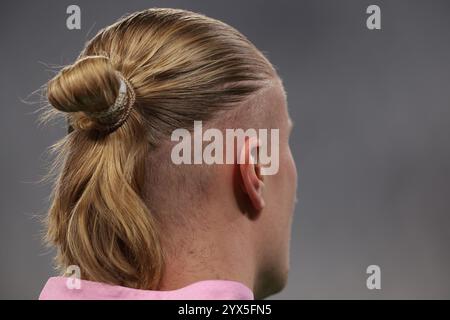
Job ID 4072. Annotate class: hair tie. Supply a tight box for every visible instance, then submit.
[85,72,136,131]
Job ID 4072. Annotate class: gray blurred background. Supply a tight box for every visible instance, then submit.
[1,0,450,299]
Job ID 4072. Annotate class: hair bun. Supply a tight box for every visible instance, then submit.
[47,55,126,131]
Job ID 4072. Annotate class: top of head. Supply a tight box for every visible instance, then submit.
[45,8,277,135]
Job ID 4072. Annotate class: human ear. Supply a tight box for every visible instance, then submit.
[238,137,265,211]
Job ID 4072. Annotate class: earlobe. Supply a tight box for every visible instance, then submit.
[239,138,266,212]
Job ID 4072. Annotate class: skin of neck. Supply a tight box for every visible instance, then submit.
[157,172,261,297]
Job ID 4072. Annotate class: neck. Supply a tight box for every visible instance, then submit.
[157,220,257,294]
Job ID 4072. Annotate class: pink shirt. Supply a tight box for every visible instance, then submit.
[39,277,254,300]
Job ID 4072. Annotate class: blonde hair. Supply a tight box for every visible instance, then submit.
[44,8,276,289]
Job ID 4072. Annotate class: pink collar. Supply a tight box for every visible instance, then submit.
[39,277,254,300]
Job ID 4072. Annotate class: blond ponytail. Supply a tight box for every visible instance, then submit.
[46,56,163,288]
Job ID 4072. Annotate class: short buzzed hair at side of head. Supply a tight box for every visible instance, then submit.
[144,78,288,229]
